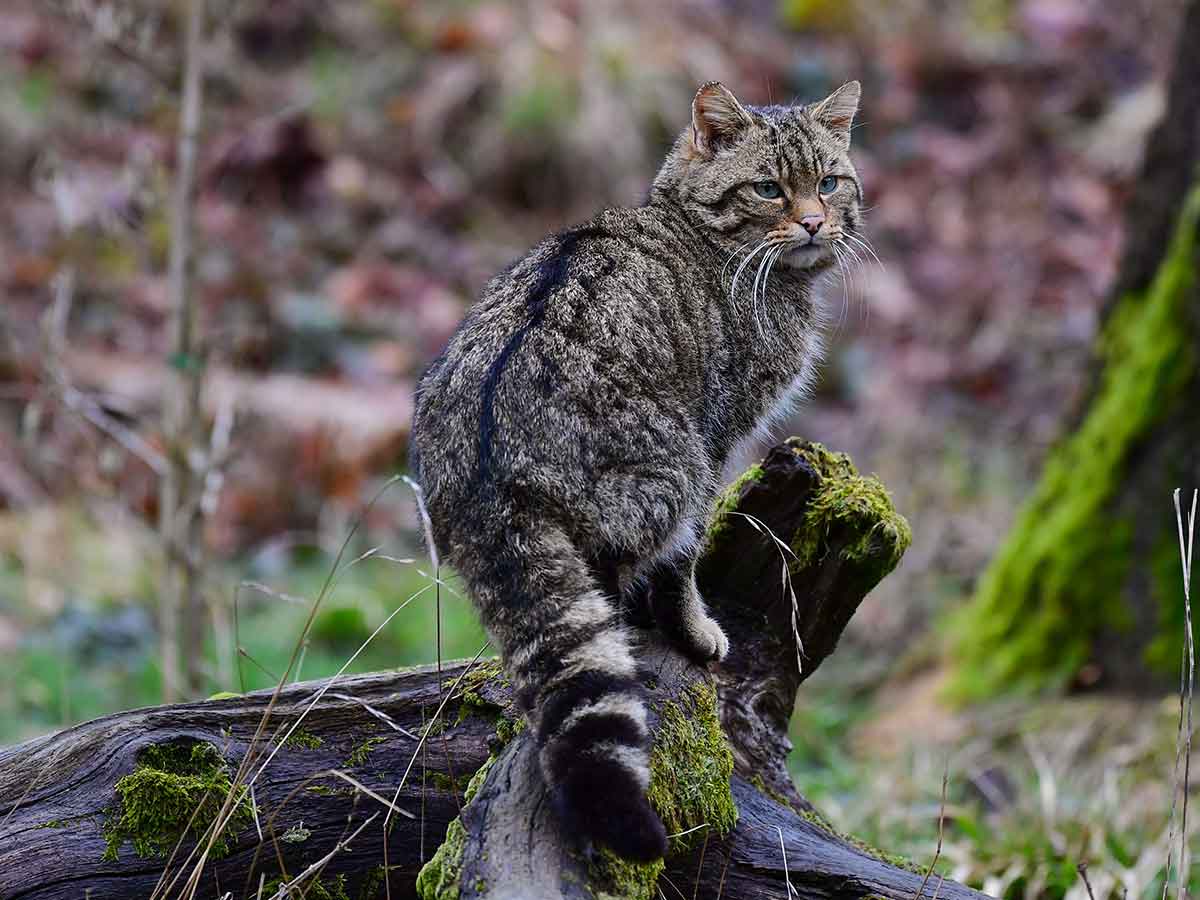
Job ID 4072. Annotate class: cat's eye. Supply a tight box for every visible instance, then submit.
[753,180,783,200]
[818,175,838,194]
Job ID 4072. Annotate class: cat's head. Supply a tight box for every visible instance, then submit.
[653,81,862,273]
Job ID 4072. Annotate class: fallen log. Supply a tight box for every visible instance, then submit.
[0,439,992,900]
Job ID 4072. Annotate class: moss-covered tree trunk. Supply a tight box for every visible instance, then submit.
[950,0,1200,698]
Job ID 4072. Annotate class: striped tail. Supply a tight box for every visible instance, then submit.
[463,525,668,862]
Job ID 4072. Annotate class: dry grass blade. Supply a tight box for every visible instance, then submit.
[715,847,732,900]
[402,475,439,571]
[775,824,797,898]
[1163,488,1197,900]
[250,581,434,787]
[327,770,415,819]
[249,785,263,843]
[693,826,711,900]
[726,511,805,676]
[383,641,491,826]
[381,640,491,900]
[326,693,418,739]
[914,764,948,900]
[156,476,409,900]
[659,873,689,900]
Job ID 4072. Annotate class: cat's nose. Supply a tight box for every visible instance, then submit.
[799,214,825,236]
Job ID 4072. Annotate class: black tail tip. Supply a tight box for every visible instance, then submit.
[555,783,668,862]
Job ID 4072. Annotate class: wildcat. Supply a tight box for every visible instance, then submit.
[410,80,862,861]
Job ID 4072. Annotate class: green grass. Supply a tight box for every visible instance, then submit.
[0,540,485,744]
[230,555,485,692]
[788,671,1200,900]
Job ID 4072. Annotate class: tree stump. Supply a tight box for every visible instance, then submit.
[0,439,992,900]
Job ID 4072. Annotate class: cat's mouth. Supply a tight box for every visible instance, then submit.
[778,242,831,269]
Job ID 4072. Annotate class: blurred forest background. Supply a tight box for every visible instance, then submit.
[0,0,1196,896]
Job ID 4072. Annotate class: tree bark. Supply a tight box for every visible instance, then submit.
[0,439,990,900]
[950,0,1200,699]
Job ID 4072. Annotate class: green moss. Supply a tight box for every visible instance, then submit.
[590,851,665,900]
[424,713,450,737]
[797,804,837,833]
[357,866,390,900]
[205,691,241,701]
[456,694,495,725]
[950,186,1200,700]
[748,774,799,812]
[788,442,911,577]
[797,806,923,874]
[101,741,252,862]
[493,713,526,745]
[344,736,385,767]
[446,658,526,746]
[262,873,349,900]
[590,681,739,900]
[414,753,499,900]
[417,682,735,900]
[282,728,324,750]
[281,823,311,844]
[705,463,766,543]
[305,783,352,797]
[462,754,498,803]
[430,772,462,793]
[706,443,910,596]
[415,815,469,900]
[647,682,738,847]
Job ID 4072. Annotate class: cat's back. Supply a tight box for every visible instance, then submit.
[411,205,710,518]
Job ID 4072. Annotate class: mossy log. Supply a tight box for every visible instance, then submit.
[0,439,990,900]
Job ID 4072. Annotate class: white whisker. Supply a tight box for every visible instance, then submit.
[750,242,781,338]
[720,239,754,281]
[760,244,788,335]
[843,231,884,270]
[729,240,771,298]
[828,242,851,334]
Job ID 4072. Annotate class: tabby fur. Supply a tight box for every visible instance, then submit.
[410,80,863,861]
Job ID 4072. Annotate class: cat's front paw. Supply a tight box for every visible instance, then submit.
[681,612,730,664]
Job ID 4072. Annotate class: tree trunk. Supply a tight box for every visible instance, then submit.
[949,0,1200,699]
[1,439,989,900]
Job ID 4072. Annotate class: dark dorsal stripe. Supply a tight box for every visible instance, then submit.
[477,225,605,482]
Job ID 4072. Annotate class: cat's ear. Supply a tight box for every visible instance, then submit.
[807,81,860,147]
[691,82,754,155]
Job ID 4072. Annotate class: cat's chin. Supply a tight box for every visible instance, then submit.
[778,244,831,270]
